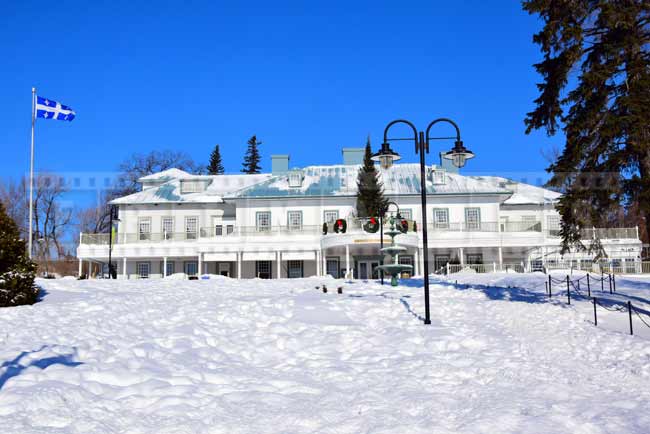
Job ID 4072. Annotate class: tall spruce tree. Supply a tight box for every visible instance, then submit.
[356,137,388,218]
[523,0,650,251]
[241,135,262,174]
[208,144,225,175]
[0,202,38,307]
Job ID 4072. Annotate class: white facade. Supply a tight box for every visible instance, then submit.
[77,151,642,279]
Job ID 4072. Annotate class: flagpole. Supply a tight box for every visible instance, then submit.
[28,87,36,259]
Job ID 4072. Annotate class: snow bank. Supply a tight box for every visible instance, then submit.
[0,276,649,433]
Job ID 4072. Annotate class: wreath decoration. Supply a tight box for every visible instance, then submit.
[363,217,380,233]
[397,219,409,234]
[322,222,328,235]
[334,218,347,234]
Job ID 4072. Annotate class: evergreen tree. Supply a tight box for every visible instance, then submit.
[208,144,225,175]
[356,137,388,218]
[241,135,262,174]
[523,0,650,251]
[0,202,38,307]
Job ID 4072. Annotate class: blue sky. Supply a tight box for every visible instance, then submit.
[1,1,560,199]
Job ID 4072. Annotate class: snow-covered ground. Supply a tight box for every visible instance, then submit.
[1,274,650,433]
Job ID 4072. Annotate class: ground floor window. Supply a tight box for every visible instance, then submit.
[326,257,340,278]
[287,260,303,278]
[256,261,272,279]
[159,260,175,277]
[184,261,198,276]
[466,254,483,264]
[137,262,150,279]
[434,255,450,272]
[398,255,414,278]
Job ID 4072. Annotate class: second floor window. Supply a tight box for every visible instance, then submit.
[465,208,481,230]
[287,211,302,230]
[400,209,413,221]
[162,217,173,240]
[226,224,234,235]
[547,215,560,235]
[433,209,449,229]
[215,225,223,236]
[323,210,339,223]
[139,218,151,241]
[257,212,271,232]
[185,217,198,239]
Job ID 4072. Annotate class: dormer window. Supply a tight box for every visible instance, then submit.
[180,179,208,194]
[430,166,446,185]
[288,170,303,188]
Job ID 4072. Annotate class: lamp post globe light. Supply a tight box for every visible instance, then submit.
[372,118,474,325]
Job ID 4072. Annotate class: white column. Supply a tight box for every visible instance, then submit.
[459,248,465,266]
[237,252,242,279]
[498,247,503,269]
[345,244,350,279]
[415,249,420,276]
[198,253,202,276]
[163,257,167,278]
[315,250,320,276]
[78,258,82,277]
[419,248,425,276]
[276,251,281,279]
[322,250,327,276]
[123,257,127,279]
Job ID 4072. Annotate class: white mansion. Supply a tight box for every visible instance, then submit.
[77,149,642,279]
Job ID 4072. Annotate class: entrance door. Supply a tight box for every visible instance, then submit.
[218,262,230,277]
[357,260,379,279]
[326,258,340,278]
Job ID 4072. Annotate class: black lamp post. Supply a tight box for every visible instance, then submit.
[107,205,120,279]
[380,201,401,285]
[372,118,474,324]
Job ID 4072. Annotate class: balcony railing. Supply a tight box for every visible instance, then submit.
[79,223,639,245]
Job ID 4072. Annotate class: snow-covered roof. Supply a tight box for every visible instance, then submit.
[110,165,561,206]
[225,164,512,199]
[111,173,272,205]
[468,176,562,205]
[138,168,192,183]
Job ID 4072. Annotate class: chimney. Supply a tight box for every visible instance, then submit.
[342,148,364,165]
[271,155,290,175]
[438,152,459,174]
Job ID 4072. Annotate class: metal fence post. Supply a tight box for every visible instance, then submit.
[601,274,604,292]
[587,274,591,297]
[566,275,571,305]
[613,273,616,292]
[545,281,549,297]
[548,274,552,297]
[628,301,633,335]
[609,274,613,294]
[593,297,597,326]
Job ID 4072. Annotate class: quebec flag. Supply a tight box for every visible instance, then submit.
[36,96,76,121]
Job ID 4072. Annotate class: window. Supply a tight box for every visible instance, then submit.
[466,254,483,264]
[399,209,412,220]
[215,225,223,236]
[324,210,339,223]
[184,261,198,276]
[287,260,303,278]
[185,217,198,240]
[287,211,302,231]
[326,257,340,278]
[256,261,272,279]
[137,262,150,279]
[226,225,234,235]
[432,209,449,229]
[465,208,481,230]
[547,215,560,236]
[398,255,414,278]
[160,260,175,277]
[180,180,206,194]
[431,167,446,185]
[288,171,303,188]
[138,218,151,241]
[162,217,174,240]
[499,216,509,232]
[256,212,271,232]
[522,215,540,231]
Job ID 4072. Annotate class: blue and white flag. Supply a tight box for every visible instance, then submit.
[36,96,76,121]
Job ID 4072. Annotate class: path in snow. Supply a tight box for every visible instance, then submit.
[0,276,649,433]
